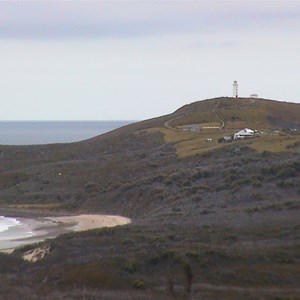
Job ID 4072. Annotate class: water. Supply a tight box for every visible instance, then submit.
[0,216,20,235]
[0,216,35,242]
[0,216,51,250]
[0,121,134,145]
[0,121,135,249]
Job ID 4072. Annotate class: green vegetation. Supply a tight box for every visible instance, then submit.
[0,97,299,299]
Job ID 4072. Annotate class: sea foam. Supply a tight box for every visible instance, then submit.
[0,216,20,234]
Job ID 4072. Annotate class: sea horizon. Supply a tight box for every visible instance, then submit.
[0,120,135,145]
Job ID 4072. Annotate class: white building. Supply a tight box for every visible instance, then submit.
[234,128,254,139]
[233,81,238,98]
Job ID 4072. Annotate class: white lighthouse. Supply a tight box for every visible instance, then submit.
[233,81,238,98]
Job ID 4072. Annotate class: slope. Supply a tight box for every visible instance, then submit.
[0,97,299,299]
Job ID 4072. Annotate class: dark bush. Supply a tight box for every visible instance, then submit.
[188,186,198,194]
[84,182,97,192]
[182,180,191,187]
[223,167,245,177]
[190,168,211,180]
[277,167,297,179]
[262,160,300,179]
[277,180,295,189]
[152,175,164,183]
[252,180,262,188]
[132,279,145,290]
[230,178,250,189]
[168,172,181,182]
[191,195,202,202]
[251,193,264,201]
[122,261,136,274]
[261,150,272,157]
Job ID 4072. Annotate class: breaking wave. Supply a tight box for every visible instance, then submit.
[0,216,20,234]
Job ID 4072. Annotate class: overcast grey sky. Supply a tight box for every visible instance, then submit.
[1,1,300,120]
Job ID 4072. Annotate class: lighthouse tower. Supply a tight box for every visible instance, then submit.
[233,81,238,98]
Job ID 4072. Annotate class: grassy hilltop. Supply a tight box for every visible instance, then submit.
[0,97,300,299]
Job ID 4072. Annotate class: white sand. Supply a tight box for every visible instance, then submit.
[49,214,131,231]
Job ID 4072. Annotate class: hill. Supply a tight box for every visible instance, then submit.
[173,97,300,129]
[0,97,300,299]
[150,96,300,157]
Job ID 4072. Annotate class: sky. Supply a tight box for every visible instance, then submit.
[0,1,300,120]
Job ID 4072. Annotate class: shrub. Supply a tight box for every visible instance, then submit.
[297,180,300,194]
[182,180,191,187]
[168,172,181,182]
[152,175,164,183]
[172,207,181,213]
[148,163,157,168]
[190,168,211,180]
[286,141,300,149]
[277,180,295,189]
[133,279,145,290]
[252,180,262,188]
[261,167,275,176]
[84,182,97,192]
[229,178,250,190]
[185,251,199,259]
[188,186,198,194]
[200,209,215,215]
[262,160,300,179]
[223,166,249,190]
[149,250,178,265]
[251,193,264,201]
[261,150,272,157]
[191,195,202,202]
[277,167,297,179]
[245,207,259,213]
[0,172,29,189]
[290,160,300,171]
[164,179,173,186]
[197,184,211,192]
[223,167,245,178]
[122,261,136,274]
[42,178,50,184]
[150,187,165,196]
[122,239,135,246]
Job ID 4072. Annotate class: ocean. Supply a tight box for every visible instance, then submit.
[0,120,134,145]
[0,120,134,250]
[0,216,20,235]
[0,216,55,250]
[0,216,35,250]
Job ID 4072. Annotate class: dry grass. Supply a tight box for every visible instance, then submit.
[243,135,300,153]
[169,110,218,126]
[151,127,225,157]
[136,126,300,158]
[8,203,61,209]
[136,98,300,158]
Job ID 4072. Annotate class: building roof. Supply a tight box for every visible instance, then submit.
[236,128,254,135]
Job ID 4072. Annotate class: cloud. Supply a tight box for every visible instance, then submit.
[0,1,299,39]
[192,40,242,49]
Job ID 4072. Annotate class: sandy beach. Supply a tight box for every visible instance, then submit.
[0,214,131,252]
[49,214,131,231]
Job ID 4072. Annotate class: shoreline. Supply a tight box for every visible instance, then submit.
[49,214,131,232]
[0,214,131,253]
